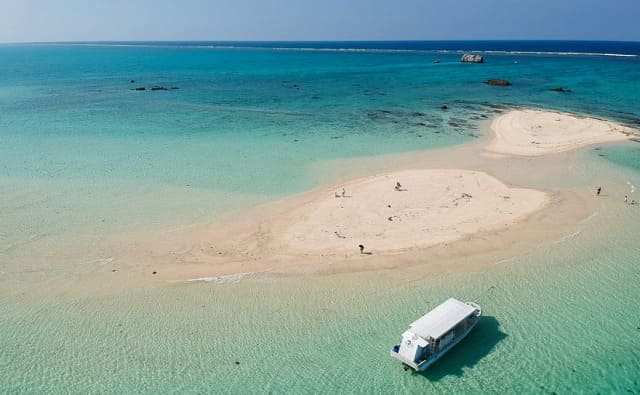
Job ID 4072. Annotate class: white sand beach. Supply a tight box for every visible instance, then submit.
[280,169,548,253]
[487,109,634,156]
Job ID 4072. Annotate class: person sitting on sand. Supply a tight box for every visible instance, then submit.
[596,187,601,196]
[395,182,402,191]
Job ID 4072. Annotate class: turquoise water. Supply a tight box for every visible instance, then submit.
[597,144,640,172]
[1,42,640,393]
[1,44,639,243]
[2,43,639,192]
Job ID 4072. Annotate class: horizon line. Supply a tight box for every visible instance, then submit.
[2,39,640,45]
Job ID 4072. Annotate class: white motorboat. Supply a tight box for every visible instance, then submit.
[390,298,481,371]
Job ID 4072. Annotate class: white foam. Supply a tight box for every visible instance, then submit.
[26,43,639,58]
[496,256,516,265]
[478,50,637,58]
[185,270,271,284]
[553,229,582,245]
[94,257,114,265]
[578,212,599,225]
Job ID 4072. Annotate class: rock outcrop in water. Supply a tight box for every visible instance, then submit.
[486,79,512,86]
[461,54,484,63]
[132,85,179,92]
[551,87,572,93]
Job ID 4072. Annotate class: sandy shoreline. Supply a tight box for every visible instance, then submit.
[112,108,635,283]
[487,109,633,156]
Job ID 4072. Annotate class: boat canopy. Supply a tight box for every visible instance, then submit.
[409,298,477,340]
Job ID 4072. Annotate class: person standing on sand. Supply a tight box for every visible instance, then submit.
[625,195,628,204]
[596,187,601,196]
[342,188,346,197]
[359,244,364,254]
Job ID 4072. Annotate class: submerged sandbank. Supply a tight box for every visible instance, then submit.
[116,108,636,282]
[487,109,634,156]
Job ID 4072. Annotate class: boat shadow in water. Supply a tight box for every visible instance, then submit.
[418,316,507,381]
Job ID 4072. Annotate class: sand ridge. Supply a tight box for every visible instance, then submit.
[280,169,548,253]
[487,109,634,156]
[115,108,634,281]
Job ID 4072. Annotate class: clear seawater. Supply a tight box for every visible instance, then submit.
[1,41,639,393]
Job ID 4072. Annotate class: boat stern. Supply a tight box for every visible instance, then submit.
[390,346,420,371]
[390,331,430,371]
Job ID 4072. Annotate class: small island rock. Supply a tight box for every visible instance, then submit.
[486,79,512,86]
[461,54,484,63]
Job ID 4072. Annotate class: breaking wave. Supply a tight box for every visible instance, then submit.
[24,42,639,58]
